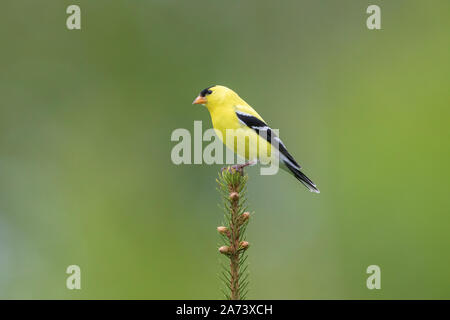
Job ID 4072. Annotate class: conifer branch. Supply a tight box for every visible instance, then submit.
[216,165,251,300]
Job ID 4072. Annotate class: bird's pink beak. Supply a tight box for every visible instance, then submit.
[192,95,207,105]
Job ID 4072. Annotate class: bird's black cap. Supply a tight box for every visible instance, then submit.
[200,86,214,97]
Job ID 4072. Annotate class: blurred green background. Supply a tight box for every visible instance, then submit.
[1,0,449,299]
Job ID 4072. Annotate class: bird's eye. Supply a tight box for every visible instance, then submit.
[200,86,213,97]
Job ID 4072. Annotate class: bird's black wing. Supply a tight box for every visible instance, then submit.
[235,111,301,169]
[235,110,319,193]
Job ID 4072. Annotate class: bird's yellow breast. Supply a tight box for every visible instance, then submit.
[207,104,272,162]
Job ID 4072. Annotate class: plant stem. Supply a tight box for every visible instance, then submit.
[217,165,251,300]
[229,183,240,300]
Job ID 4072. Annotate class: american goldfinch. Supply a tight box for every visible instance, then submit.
[193,85,319,193]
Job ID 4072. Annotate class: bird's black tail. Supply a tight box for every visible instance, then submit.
[284,161,320,193]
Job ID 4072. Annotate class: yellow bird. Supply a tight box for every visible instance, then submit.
[193,85,319,193]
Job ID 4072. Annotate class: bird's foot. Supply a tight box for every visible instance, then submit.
[230,161,255,174]
[221,162,255,175]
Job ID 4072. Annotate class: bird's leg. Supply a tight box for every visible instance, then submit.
[236,161,255,169]
[231,161,255,174]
